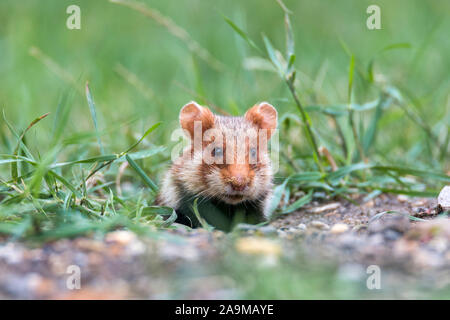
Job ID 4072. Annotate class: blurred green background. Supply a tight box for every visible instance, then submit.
[0,0,448,179]
[0,0,449,300]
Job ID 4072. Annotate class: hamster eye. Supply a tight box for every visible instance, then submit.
[212,147,223,157]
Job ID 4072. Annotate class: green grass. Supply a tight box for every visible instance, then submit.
[0,0,448,241]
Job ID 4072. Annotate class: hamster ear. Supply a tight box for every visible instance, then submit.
[245,102,278,138]
[179,101,215,139]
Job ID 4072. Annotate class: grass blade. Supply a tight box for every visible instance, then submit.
[192,198,213,231]
[223,16,261,53]
[263,35,283,76]
[124,122,161,154]
[125,154,158,193]
[11,113,50,181]
[281,190,313,214]
[85,82,104,154]
[267,178,289,217]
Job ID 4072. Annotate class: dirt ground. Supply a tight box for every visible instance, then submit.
[0,194,449,299]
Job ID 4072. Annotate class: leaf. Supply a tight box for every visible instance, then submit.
[85,82,104,154]
[192,198,213,231]
[376,188,438,198]
[379,42,412,54]
[242,56,277,72]
[10,113,50,180]
[284,12,295,67]
[124,122,161,154]
[0,159,23,165]
[287,54,296,74]
[48,170,82,198]
[0,216,32,238]
[125,154,159,193]
[118,146,166,162]
[289,171,323,183]
[51,88,76,146]
[275,0,293,14]
[372,165,450,183]
[302,181,335,191]
[362,95,386,154]
[367,42,411,82]
[223,16,261,52]
[267,178,289,216]
[370,210,426,222]
[50,154,118,169]
[347,54,355,104]
[367,60,375,83]
[263,35,283,77]
[142,206,178,228]
[281,190,313,214]
[327,162,373,183]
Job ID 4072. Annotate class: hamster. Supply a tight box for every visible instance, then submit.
[156,101,278,231]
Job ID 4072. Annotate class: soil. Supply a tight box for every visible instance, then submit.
[0,194,448,299]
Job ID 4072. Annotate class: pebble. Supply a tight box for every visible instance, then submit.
[438,186,450,210]
[384,229,403,241]
[0,243,24,264]
[159,242,200,261]
[235,237,281,256]
[105,230,137,245]
[257,225,278,236]
[310,203,340,214]
[297,223,307,231]
[234,223,259,234]
[413,207,426,214]
[412,199,427,207]
[330,223,349,234]
[368,214,410,234]
[309,221,330,230]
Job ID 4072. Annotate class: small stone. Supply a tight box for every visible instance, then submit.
[159,242,200,261]
[297,223,307,231]
[105,230,137,245]
[368,233,385,245]
[412,199,427,207]
[384,229,402,241]
[397,195,409,203]
[438,186,450,210]
[234,223,259,233]
[277,230,289,239]
[310,203,340,214]
[257,225,277,236]
[127,240,146,256]
[0,243,24,264]
[368,214,410,234]
[309,221,330,230]
[235,237,281,256]
[365,200,375,208]
[413,207,426,214]
[285,227,299,234]
[330,223,349,234]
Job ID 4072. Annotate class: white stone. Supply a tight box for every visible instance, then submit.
[310,203,340,214]
[309,221,330,230]
[330,223,349,234]
[438,186,450,210]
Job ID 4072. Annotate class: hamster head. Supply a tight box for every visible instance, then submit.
[177,101,277,205]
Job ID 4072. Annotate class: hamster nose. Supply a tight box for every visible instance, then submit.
[229,175,249,191]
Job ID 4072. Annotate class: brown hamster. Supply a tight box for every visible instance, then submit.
[156,101,278,231]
